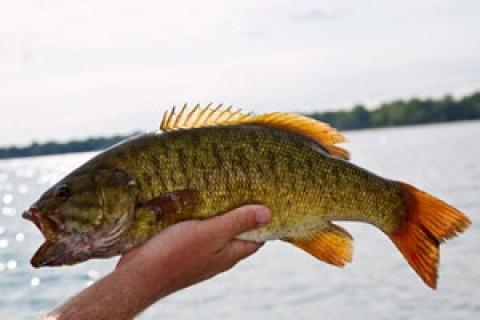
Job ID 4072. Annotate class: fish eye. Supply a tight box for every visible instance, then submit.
[55,185,71,200]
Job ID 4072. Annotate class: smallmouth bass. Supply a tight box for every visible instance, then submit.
[23,104,471,288]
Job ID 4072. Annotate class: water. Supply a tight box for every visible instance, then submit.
[0,121,479,319]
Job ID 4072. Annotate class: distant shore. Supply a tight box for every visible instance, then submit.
[1,92,479,160]
[308,91,480,131]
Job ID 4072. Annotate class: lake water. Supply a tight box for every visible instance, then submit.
[0,121,479,319]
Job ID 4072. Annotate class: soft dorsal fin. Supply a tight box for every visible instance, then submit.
[160,104,349,160]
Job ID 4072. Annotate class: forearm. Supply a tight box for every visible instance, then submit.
[44,262,171,320]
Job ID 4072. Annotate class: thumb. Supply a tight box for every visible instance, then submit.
[206,205,272,240]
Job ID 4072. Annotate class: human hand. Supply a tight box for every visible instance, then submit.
[116,205,272,300]
[45,205,271,320]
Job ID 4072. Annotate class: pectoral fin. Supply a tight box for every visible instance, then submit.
[283,223,353,267]
[141,189,200,223]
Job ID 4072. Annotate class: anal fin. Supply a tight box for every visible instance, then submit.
[283,223,353,267]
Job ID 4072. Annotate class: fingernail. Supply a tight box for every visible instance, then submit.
[255,207,272,225]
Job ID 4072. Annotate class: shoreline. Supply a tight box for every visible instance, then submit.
[1,119,479,161]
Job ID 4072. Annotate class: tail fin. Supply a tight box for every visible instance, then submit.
[389,182,471,289]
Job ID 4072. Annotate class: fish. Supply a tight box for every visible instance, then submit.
[23,104,471,289]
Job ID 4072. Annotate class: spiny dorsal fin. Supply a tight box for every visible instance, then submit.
[161,103,252,131]
[160,104,349,160]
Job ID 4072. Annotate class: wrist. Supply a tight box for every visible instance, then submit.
[115,251,176,308]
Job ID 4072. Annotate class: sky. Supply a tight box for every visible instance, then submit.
[1,0,479,146]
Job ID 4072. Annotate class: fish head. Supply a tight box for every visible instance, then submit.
[23,168,138,268]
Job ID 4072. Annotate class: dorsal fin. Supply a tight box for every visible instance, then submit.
[160,104,349,160]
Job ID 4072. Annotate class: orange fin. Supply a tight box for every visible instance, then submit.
[283,223,353,267]
[390,182,471,289]
[160,103,252,130]
[244,112,349,160]
[160,104,349,160]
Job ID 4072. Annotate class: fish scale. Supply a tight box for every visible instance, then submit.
[106,125,404,242]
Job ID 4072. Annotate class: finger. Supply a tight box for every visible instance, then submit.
[221,240,264,269]
[228,240,264,259]
[204,205,272,240]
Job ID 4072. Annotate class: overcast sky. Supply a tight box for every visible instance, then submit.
[1,0,479,146]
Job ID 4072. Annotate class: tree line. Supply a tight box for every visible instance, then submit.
[1,91,479,159]
[307,91,480,130]
[0,135,134,159]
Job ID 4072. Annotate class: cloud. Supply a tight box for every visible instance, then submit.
[290,9,333,22]
[0,0,479,146]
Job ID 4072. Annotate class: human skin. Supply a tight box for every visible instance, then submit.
[43,205,272,320]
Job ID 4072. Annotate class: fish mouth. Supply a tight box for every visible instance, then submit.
[30,239,70,267]
[23,208,88,268]
[29,237,100,268]
[23,207,125,268]
[22,207,64,240]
